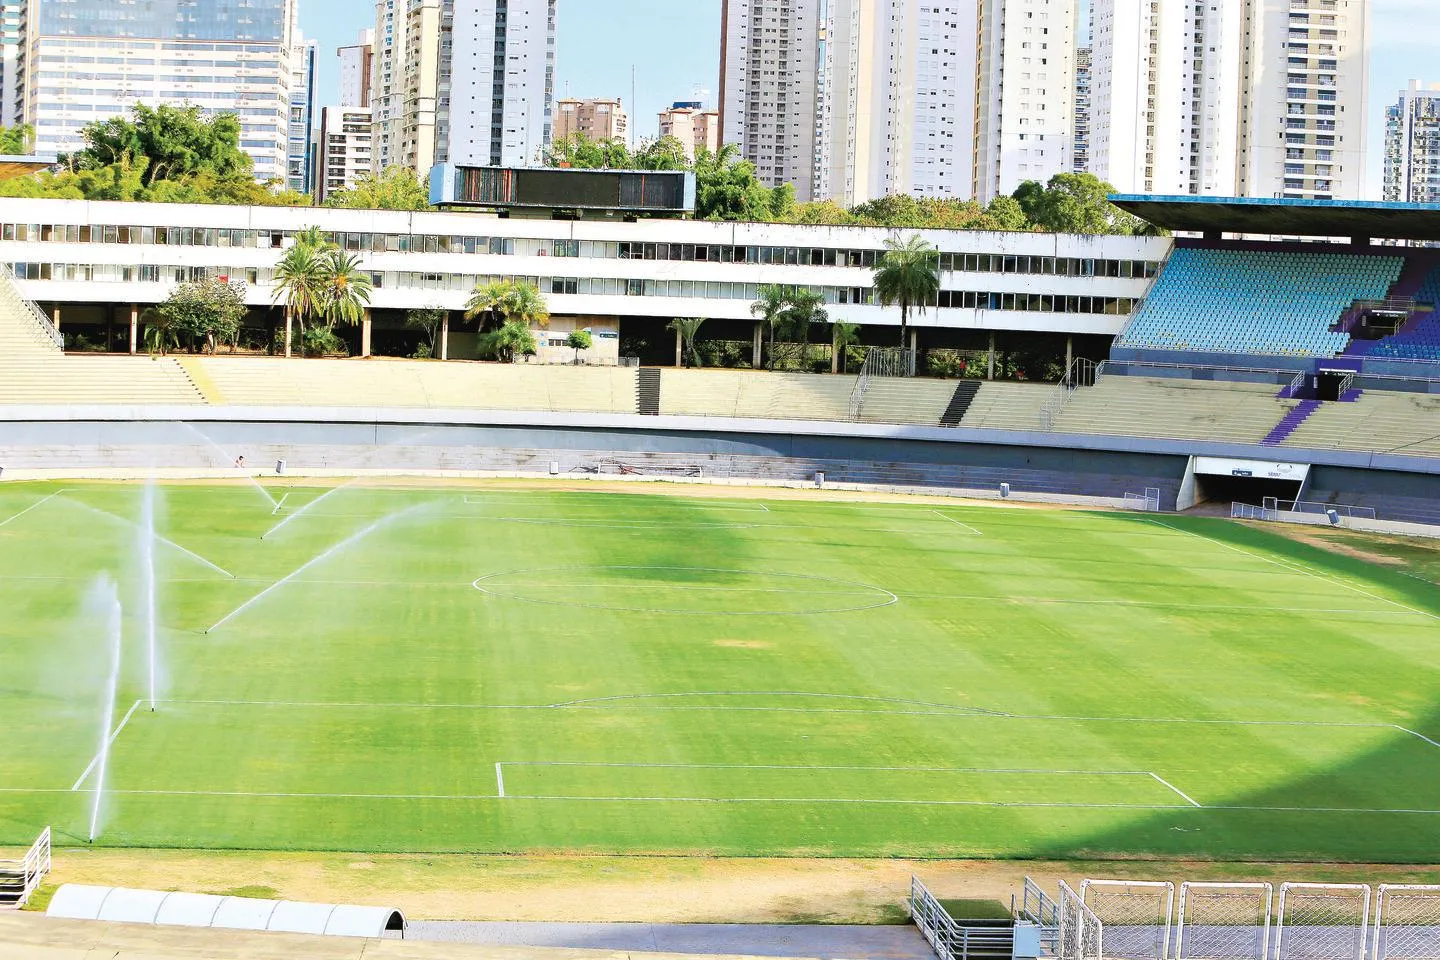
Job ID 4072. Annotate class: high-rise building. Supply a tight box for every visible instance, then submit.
[372,0,445,175]
[0,0,20,129]
[316,106,375,203]
[1090,0,1367,200]
[973,0,1079,203]
[1384,82,1440,205]
[554,98,629,144]
[658,103,720,161]
[1073,47,1091,174]
[719,0,823,201]
[448,0,557,167]
[338,30,375,109]
[16,0,300,182]
[288,34,317,194]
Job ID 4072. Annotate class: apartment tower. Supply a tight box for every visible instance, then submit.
[553,98,629,144]
[1384,82,1440,204]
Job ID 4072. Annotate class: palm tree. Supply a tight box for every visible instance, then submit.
[272,243,324,358]
[140,306,177,357]
[750,285,788,370]
[781,288,828,369]
[501,281,549,329]
[831,321,862,374]
[668,317,705,368]
[872,234,940,373]
[465,280,510,330]
[315,249,373,330]
[483,319,538,363]
[293,225,334,252]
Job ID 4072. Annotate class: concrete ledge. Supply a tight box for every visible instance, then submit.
[0,912,817,960]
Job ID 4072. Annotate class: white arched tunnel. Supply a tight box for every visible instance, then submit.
[47,884,406,939]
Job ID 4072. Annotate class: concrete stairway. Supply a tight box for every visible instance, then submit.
[0,267,61,358]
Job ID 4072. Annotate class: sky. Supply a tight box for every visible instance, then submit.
[302,0,1423,201]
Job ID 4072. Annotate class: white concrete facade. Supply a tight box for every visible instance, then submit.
[17,0,299,184]
[338,30,375,110]
[974,0,1079,204]
[0,198,1165,339]
[447,0,557,168]
[1384,82,1440,205]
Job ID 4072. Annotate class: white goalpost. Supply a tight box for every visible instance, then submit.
[1082,880,1175,960]
[1175,882,1274,960]
[1276,883,1371,960]
[1373,885,1440,960]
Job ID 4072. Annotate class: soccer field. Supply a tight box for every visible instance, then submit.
[1,481,1438,861]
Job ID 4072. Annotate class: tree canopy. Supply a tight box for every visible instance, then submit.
[0,124,34,156]
[323,167,430,211]
[0,104,306,206]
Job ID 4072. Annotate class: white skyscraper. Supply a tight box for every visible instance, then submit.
[16,0,301,182]
[973,0,1079,203]
[0,0,20,129]
[1384,82,1440,205]
[1090,0,1368,200]
[338,30,375,109]
[448,0,557,167]
[317,30,375,203]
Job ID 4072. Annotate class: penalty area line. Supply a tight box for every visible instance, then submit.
[71,699,142,792]
[0,489,71,529]
[1149,772,1202,807]
[495,762,505,798]
[271,492,291,516]
[933,511,983,535]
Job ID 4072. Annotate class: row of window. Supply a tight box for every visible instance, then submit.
[12,262,1137,316]
[0,223,1159,280]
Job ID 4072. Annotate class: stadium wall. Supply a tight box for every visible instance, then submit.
[2,407,1439,519]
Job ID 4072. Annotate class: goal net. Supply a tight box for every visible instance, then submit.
[1176,882,1273,960]
[1374,885,1440,960]
[1083,880,1174,960]
[1277,884,1371,960]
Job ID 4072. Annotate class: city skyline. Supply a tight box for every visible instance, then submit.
[300,0,1421,201]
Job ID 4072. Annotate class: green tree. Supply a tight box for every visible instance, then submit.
[872,234,940,366]
[781,288,828,367]
[271,243,325,357]
[315,249,373,329]
[694,145,787,221]
[831,320,862,374]
[0,124,35,156]
[483,319,538,363]
[668,317,706,368]
[634,136,690,171]
[466,279,549,331]
[323,166,430,210]
[750,284,790,371]
[984,195,1030,232]
[153,276,248,354]
[566,329,593,363]
[67,105,249,188]
[1011,173,1143,235]
[404,307,447,358]
[140,306,179,357]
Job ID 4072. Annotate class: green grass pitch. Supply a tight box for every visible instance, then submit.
[1,480,1438,861]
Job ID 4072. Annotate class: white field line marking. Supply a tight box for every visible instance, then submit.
[500,760,1159,775]
[461,494,770,512]
[62,499,233,578]
[495,762,505,798]
[1149,772,1203,807]
[0,489,70,529]
[262,482,353,539]
[1144,519,1440,623]
[933,511,983,535]
[1396,726,1440,751]
[208,502,432,633]
[491,794,1188,809]
[70,698,142,792]
[271,492,291,516]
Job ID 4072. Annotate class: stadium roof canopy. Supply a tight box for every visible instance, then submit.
[0,156,57,180]
[1109,194,1440,242]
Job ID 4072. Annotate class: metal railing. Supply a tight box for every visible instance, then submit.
[1264,497,1378,520]
[0,827,51,908]
[0,262,63,348]
[1123,487,1163,512]
[1039,358,1098,430]
[912,877,1016,960]
[1021,876,1062,929]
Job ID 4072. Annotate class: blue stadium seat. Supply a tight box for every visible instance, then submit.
[1117,248,1404,356]
[1347,264,1440,361]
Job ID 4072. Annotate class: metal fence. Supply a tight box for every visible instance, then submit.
[1048,879,1430,960]
[0,827,51,908]
[1040,358,1099,430]
[911,877,1018,960]
[1262,498,1378,521]
[1124,488,1163,512]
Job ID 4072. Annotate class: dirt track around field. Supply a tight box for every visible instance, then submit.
[25,851,1440,922]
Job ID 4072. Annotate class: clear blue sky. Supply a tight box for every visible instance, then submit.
[302,0,1424,200]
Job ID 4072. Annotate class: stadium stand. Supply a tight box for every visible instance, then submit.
[856,377,958,426]
[0,356,204,404]
[179,357,638,413]
[1049,376,1291,444]
[0,269,60,358]
[1116,246,1404,356]
[1281,391,1440,457]
[658,369,856,421]
[1345,262,1440,361]
[955,382,1055,431]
